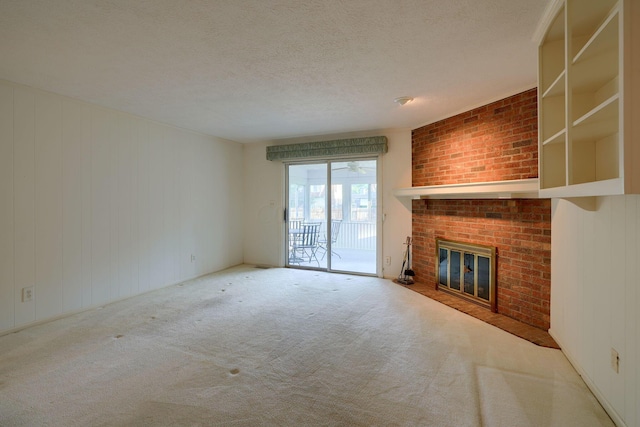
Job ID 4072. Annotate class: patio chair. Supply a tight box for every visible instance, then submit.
[317,220,342,260]
[288,219,304,264]
[291,222,321,266]
[289,218,303,230]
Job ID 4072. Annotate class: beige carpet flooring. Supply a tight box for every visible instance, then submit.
[0,265,613,426]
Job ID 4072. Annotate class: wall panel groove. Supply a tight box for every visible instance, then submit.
[0,82,14,330]
[13,87,36,326]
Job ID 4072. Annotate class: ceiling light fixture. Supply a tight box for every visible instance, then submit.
[394,96,414,106]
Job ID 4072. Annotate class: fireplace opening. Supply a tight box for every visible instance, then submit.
[436,239,496,312]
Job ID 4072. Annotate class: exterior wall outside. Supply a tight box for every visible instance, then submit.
[551,196,639,427]
[411,88,552,330]
[0,79,244,334]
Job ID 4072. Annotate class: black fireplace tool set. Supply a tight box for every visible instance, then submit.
[394,236,415,285]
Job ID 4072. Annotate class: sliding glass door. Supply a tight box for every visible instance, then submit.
[329,160,377,274]
[287,163,328,269]
[285,159,377,275]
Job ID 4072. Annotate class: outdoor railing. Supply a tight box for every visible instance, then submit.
[292,220,376,251]
[333,221,376,250]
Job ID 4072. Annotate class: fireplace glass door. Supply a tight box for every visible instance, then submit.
[436,239,496,312]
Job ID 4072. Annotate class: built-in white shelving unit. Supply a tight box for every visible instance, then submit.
[537,0,640,197]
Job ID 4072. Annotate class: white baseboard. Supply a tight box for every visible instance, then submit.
[548,329,626,427]
[0,268,231,338]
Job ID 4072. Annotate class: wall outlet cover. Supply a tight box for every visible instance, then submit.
[22,287,34,302]
[611,348,619,373]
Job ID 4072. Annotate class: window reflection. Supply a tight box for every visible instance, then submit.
[450,251,461,291]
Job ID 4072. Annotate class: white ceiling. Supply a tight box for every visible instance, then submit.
[0,0,549,143]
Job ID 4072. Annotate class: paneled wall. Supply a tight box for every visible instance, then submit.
[551,197,639,427]
[0,80,244,334]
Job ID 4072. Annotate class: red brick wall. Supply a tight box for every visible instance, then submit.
[411,89,551,330]
[412,199,551,330]
[412,88,538,186]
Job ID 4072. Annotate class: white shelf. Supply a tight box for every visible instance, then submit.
[542,128,566,146]
[573,93,619,128]
[573,6,619,64]
[542,70,566,98]
[536,0,639,198]
[394,179,540,200]
[539,178,622,198]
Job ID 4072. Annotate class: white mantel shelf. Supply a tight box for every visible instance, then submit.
[393,178,541,200]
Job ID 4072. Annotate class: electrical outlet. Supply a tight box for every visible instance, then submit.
[22,287,34,302]
[611,348,619,373]
[385,256,391,265]
[191,254,196,263]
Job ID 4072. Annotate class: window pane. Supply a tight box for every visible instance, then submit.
[464,253,475,295]
[288,184,305,220]
[450,251,461,290]
[438,249,448,286]
[369,183,377,222]
[477,256,490,301]
[331,184,343,220]
[351,184,369,221]
[287,163,327,269]
[309,184,325,220]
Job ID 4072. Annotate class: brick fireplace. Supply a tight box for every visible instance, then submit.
[411,89,551,330]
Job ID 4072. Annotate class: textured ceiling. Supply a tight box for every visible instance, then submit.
[0,0,548,143]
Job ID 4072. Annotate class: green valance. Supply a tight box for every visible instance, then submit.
[266,136,388,161]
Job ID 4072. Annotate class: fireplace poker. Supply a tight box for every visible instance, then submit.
[394,236,415,285]
[404,238,415,280]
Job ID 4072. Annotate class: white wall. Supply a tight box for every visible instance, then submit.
[0,79,244,334]
[242,142,284,266]
[381,129,413,278]
[551,196,639,427]
[242,129,412,277]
